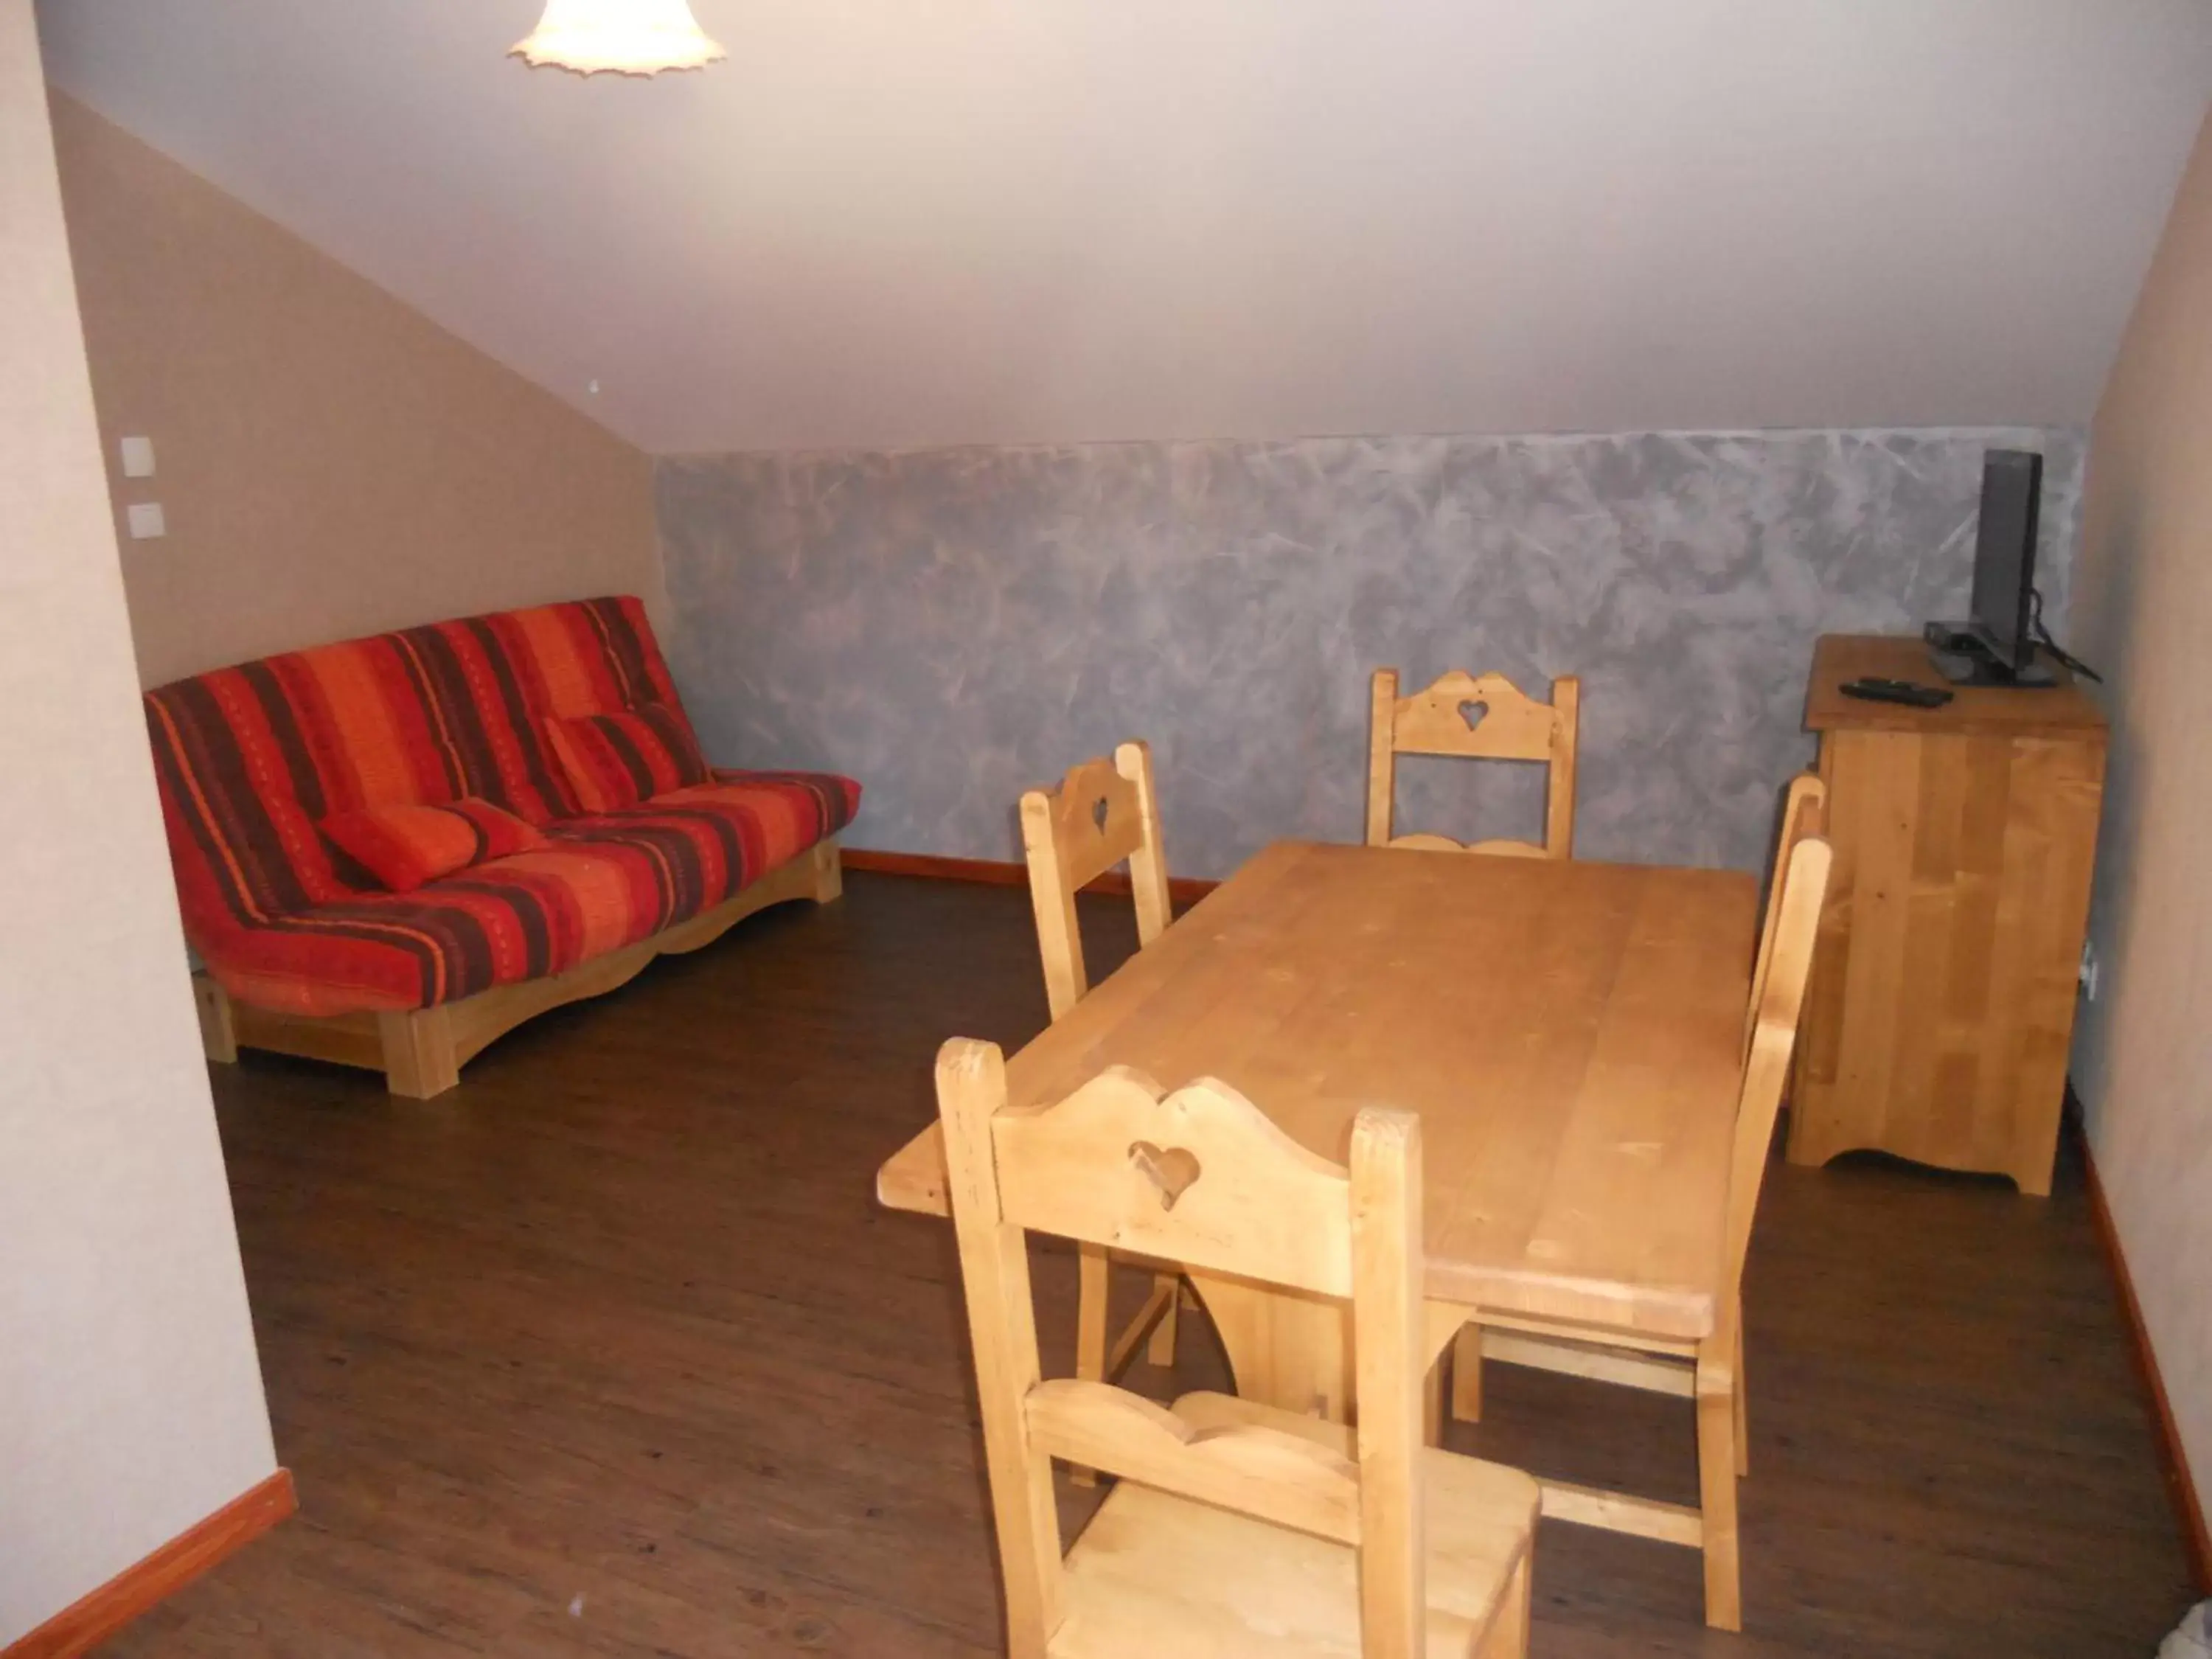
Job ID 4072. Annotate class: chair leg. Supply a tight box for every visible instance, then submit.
[1696,1349,1743,1632]
[1424,1354,1447,1446]
[1732,1322,1749,1477]
[1451,1322,1484,1423]
[1145,1272,1180,1366]
[1071,1242,1110,1487]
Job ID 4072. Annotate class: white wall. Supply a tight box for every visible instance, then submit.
[2070,105,2212,1537]
[0,0,278,1641]
[37,1,2212,454]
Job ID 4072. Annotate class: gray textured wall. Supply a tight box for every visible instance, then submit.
[658,428,2083,878]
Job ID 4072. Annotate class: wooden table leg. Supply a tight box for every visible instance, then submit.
[1071,1242,1111,1486]
[1146,1272,1181,1366]
[1451,1322,1484,1423]
[1184,1270,1354,1421]
[1423,1357,1447,1445]
[1184,1273,1475,1439]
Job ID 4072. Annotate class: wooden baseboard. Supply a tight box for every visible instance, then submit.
[2084,1144,2212,1592]
[843,846,1218,908]
[4,1470,296,1658]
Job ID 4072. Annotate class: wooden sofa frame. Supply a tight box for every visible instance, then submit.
[192,840,844,1099]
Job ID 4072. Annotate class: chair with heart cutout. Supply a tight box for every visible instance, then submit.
[1018,742,1189,1450]
[935,1038,1540,1656]
[1436,807,1834,1631]
[1365,669,1582,858]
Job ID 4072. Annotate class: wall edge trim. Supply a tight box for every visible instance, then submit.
[841,847,1218,907]
[3,1469,296,1658]
[2084,1141,2212,1593]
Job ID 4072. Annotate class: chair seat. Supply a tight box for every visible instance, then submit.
[198,769,858,1015]
[1051,1393,1537,1658]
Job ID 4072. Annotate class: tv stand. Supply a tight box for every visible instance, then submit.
[1922,620,2057,687]
[1791,636,2107,1195]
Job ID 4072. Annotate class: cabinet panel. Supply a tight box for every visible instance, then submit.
[1788,638,2105,1195]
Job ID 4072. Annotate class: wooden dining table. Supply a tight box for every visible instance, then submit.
[877,838,1760,1429]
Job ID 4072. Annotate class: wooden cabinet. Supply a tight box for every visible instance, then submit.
[1787,636,2107,1196]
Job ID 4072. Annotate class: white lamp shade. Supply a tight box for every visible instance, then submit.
[510,0,727,76]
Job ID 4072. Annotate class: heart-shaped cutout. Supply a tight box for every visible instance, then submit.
[1457,700,1490,733]
[1127,1141,1202,1211]
[1091,795,1111,834]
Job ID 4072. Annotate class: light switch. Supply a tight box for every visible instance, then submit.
[126,502,166,540]
[120,435,156,478]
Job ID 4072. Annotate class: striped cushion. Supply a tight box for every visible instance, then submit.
[543,703,710,812]
[189,770,860,1016]
[145,597,864,1015]
[321,798,547,894]
[147,597,681,928]
[561,772,862,907]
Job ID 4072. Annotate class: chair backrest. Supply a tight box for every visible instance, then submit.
[1366,668,1581,858]
[1746,772,1828,1056]
[936,1039,1428,1655]
[1019,741,1173,1020]
[1721,832,1832,1306]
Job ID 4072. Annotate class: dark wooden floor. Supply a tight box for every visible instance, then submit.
[111,872,2197,1657]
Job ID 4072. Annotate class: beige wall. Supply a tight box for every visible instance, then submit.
[47,94,666,689]
[2070,106,2212,1531]
[0,1,277,1642]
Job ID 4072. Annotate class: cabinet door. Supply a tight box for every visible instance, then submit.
[1788,728,2103,1194]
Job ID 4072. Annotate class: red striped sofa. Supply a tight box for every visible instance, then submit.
[146,595,858,1096]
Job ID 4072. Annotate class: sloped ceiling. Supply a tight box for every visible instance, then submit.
[36,0,2212,455]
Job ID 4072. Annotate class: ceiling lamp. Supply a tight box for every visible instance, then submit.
[510,0,727,76]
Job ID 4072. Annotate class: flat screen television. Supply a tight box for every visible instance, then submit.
[1966,449,2042,672]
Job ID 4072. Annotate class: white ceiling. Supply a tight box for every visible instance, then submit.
[37,1,2212,455]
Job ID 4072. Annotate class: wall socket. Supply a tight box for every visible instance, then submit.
[2079,939,2101,1001]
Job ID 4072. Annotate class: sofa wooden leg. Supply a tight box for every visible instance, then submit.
[811,840,844,902]
[379,1006,460,1099]
[193,975,238,1065]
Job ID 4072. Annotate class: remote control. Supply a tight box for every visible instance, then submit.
[1840,677,1954,709]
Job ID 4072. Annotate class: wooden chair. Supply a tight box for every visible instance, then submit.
[1366,669,1582,857]
[936,1040,1539,1658]
[1440,815,1834,1632]
[1747,772,1828,1057]
[1018,742,1186,1429]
